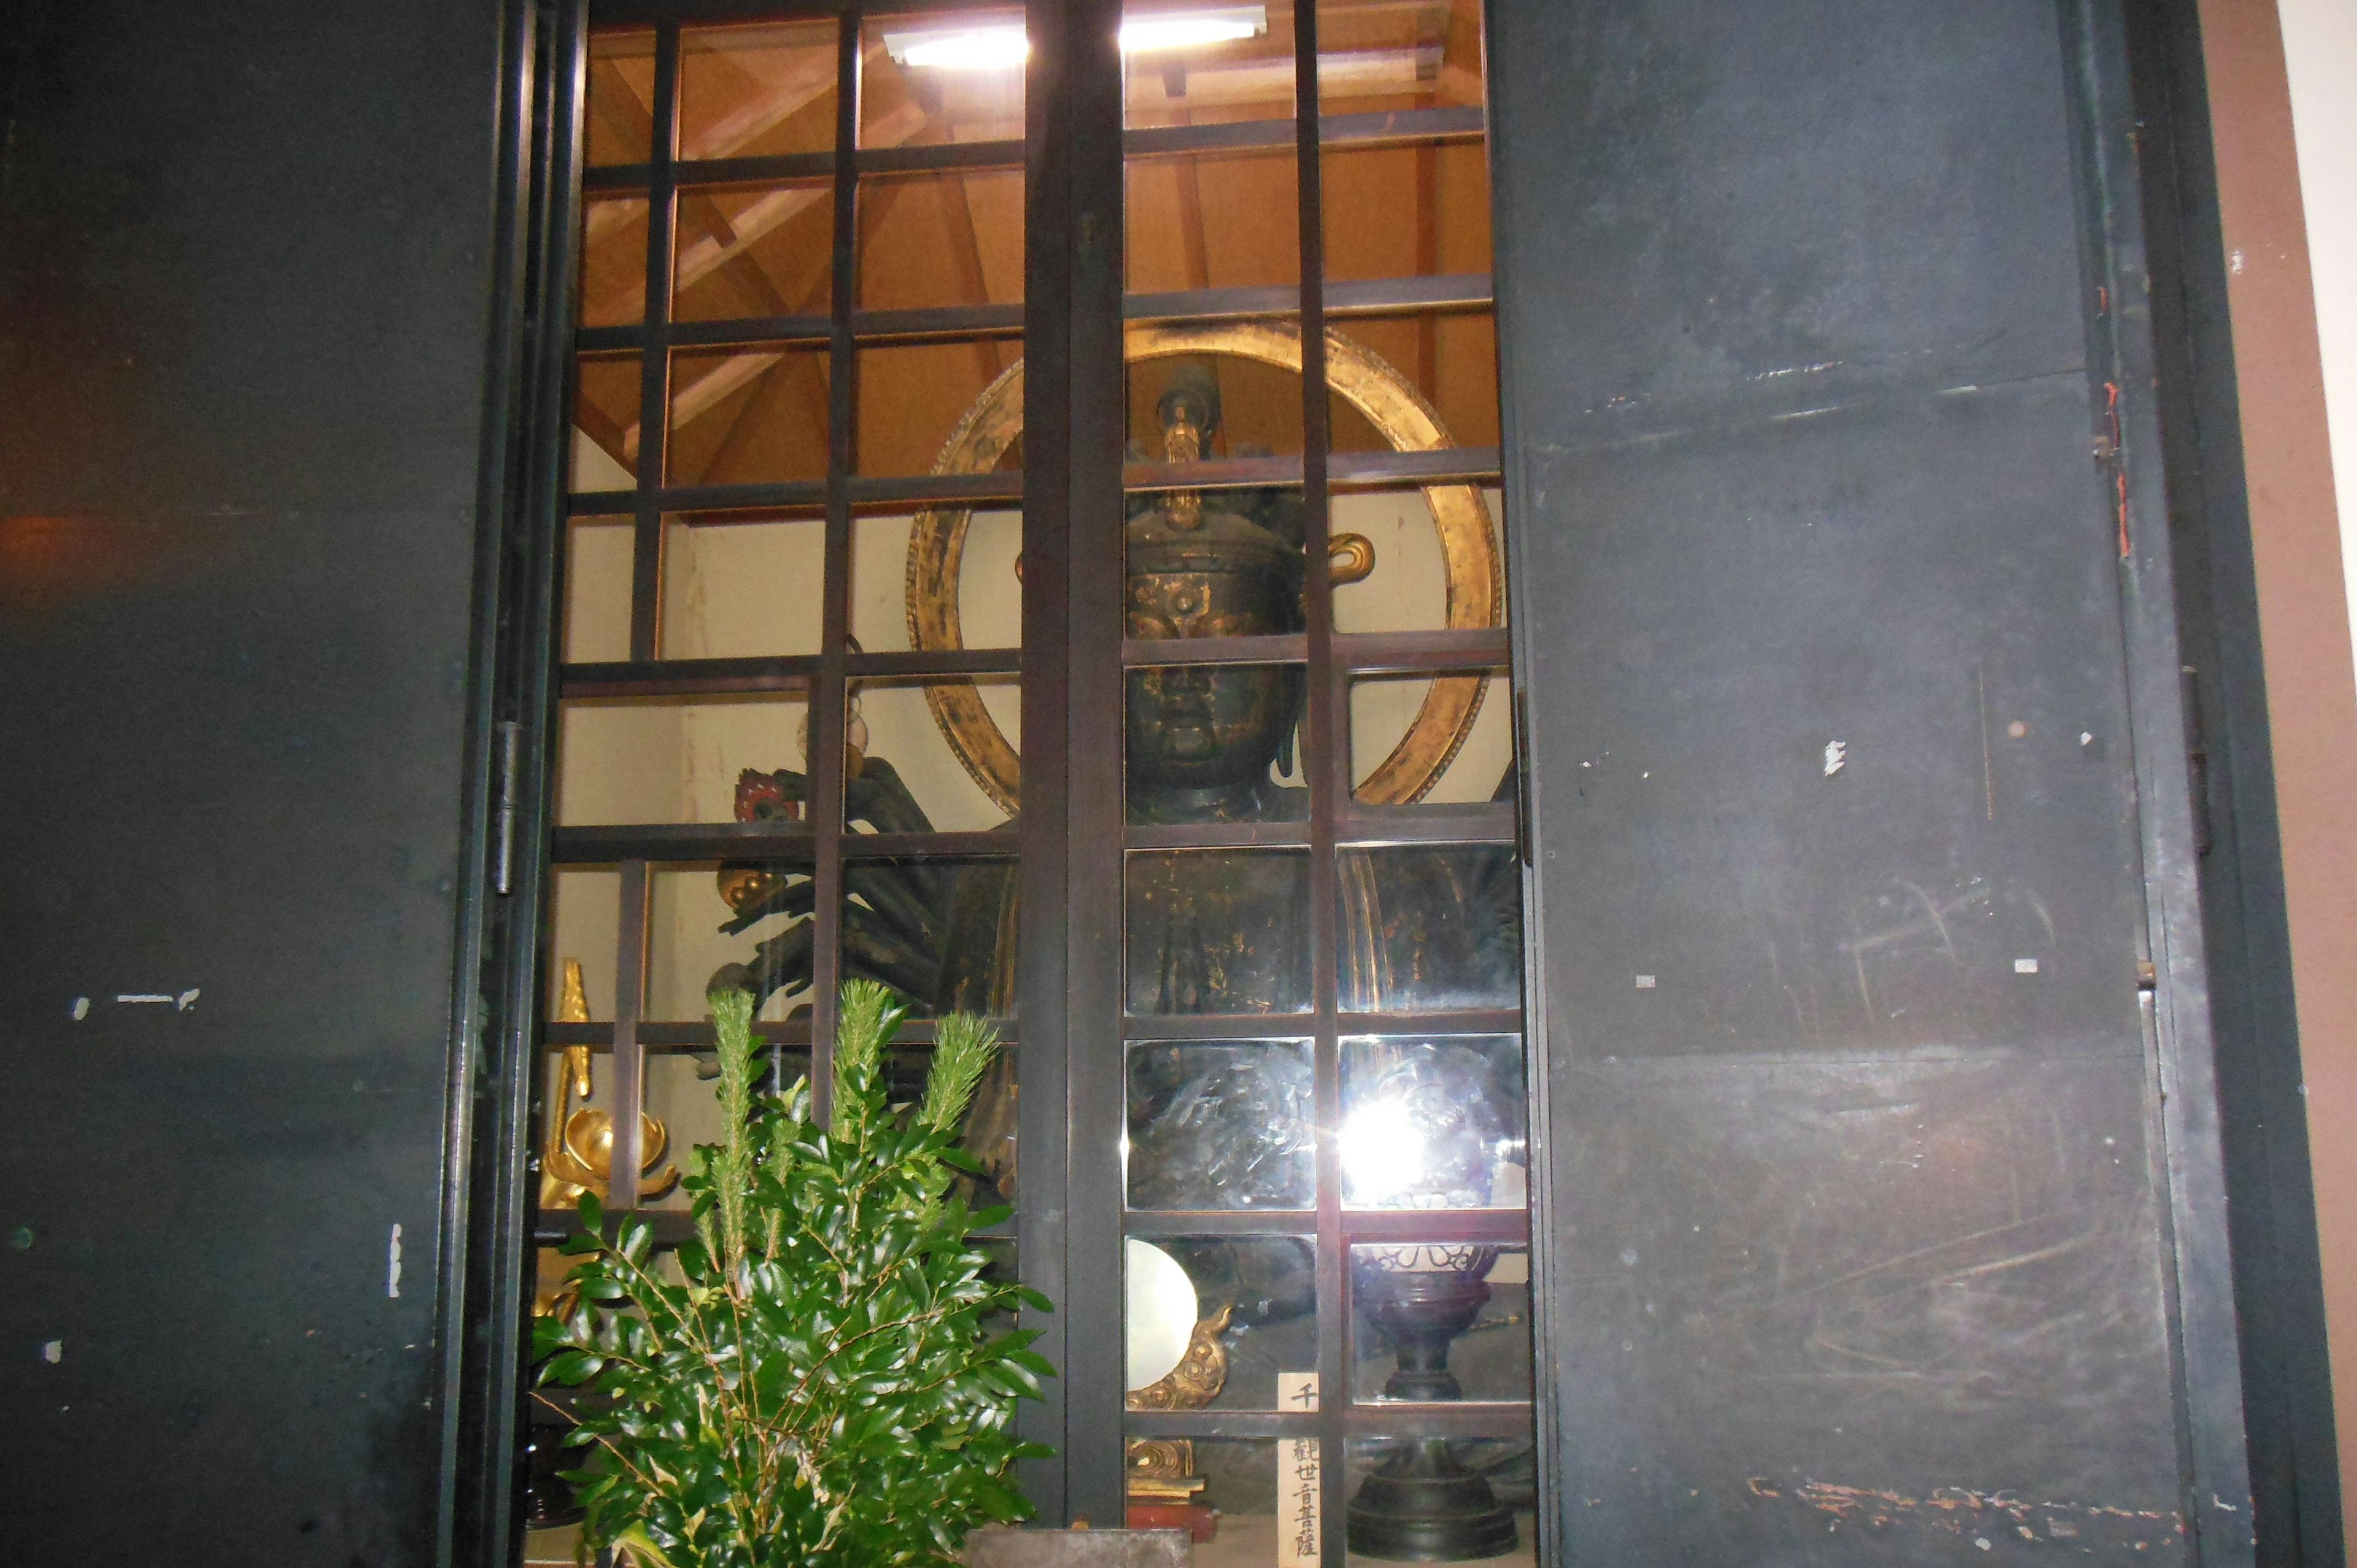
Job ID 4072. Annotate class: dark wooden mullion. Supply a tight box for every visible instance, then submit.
[1013,0,1076,1518]
[1123,452,1301,490]
[549,821,815,862]
[1122,105,1485,159]
[558,645,1020,698]
[1121,627,1509,670]
[1328,446,1503,485]
[580,301,1021,353]
[1059,0,1131,1528]
[546,823,1007,863]
[857,138,1027,175]
[1334,805,1519,849]
[544,1015,1007,1050]
[1125,1405,1533,1441]
[1292,9,1352,1562]
[1122,272,1492,325]
[1127,820,1311,851]
[1116,1007,1520,1042]
[1122,1211,1319,1238]
[1117,446,1504,495]
[802,7,865,1124]
[587,469,1024,514]
[628,25,682,662]
[596,139,1029,193]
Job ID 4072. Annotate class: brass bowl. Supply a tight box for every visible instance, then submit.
[562,1107,668,1181]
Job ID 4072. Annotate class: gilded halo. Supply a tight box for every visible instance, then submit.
[904,319,1502,814]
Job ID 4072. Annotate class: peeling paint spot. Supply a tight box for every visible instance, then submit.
[176,988,200,1011]
[1823,741,1847,776]
[1634,975,1657,990]
[1759,1477,2185,1548]
[387,1223,404,1299]
[2230,249,2247,274]
[70,997,89,1020]
[41,1340,62,1364]
[2014,958,2041,975]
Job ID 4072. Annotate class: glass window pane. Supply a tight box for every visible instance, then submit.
[671,180,835,322]
[1328,309,1498,450]
[1125,1236,1317,1409]
[1351,1242,1531,1406]
[562,517,634,665]
[658,514,825,660]
[555,694,808,825]
[678,20,840,161]
[848,678,1020,832]
[1342,1434,1535,1564]
[1335,846,1520,1012]
[1128,851,1313,1014]
[1329,485,1503,634]
[856,338,1023,477]
[859,168,1025,311]
[1119,1437,1302,1554]
[1124,660,1307,822]
[548,872,622,1021]
[1348,671,1512,806]
[1322,136,1490,282]
[1125,150,1300,297]
[665,344,831,486]
[1123,2,1297,128]
[1315,0,1484,112]
[1339,1035,1527,1208]
[1128,1039,1315,1208]
[580,196,651,326]
[573,352,641,489]
[649,862,812,1021]
[848,857,1021,1019]
[853,508,1023,653]
[864,10,1027,147]
[586,29,657,166]
[1128,345,1307,459]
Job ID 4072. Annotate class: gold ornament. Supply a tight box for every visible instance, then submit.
[905,320,1502,814]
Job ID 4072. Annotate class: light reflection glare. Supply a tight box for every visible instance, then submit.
[1340,1097,1424,1203]
[883,8,1268,71]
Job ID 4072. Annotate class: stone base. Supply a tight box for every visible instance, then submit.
[964,1526,1192,1567]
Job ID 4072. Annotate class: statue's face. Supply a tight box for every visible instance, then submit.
[1125,566,1296,792]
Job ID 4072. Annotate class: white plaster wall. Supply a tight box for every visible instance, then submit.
[2278,0,2357,689]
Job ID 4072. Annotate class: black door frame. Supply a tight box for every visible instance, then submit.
[436,1,2345,1563]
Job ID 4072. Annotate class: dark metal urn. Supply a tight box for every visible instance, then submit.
[1347,1256,1519,1560]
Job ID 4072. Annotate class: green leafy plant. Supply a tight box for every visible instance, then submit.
[535,982,1052,1567]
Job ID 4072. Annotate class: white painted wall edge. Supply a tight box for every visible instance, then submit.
[2277,0,2357,696]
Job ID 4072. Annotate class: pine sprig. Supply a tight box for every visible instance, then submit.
[535,984,1052,1568]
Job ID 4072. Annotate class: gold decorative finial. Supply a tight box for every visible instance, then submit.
[1163,398,1205,532]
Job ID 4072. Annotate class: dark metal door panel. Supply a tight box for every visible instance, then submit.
[1522,379,2145,1060]
[1490,0,2250,1561]
[0,0,510,1559]
[1554,1054,2181,1564]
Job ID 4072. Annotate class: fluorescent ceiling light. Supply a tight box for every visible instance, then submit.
[884,24,1029,71]
[883,7,1266,69]
[1120,7,1268,54]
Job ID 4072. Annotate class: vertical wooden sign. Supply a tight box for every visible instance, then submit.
[1278,1372,1320,1566]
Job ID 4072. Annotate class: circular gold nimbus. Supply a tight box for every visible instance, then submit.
[906,320,1502,814]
